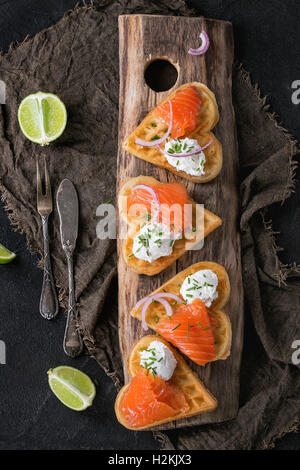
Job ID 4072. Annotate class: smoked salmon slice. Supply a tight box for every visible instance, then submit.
[127,182,190,230]
[156,299,216,366]
[119,369,189,428]
[156,86,202,139]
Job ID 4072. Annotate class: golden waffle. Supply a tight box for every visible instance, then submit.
[115,335,217,430]
[130,262,232,361]
[118,176,222,276]
[123,83,222,183]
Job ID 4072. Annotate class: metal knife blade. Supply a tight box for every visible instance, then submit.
[57,179,78,249]
[56,178,82,358]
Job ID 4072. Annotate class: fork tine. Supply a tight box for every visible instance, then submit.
[36,159,43,199]
[44,158,52,198]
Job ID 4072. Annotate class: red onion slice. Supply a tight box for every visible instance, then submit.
[131,184,160,222]
[157,137,213,158]
[135,292,183,309]
[135,100,173,147]
[188,30,210,56]
[136,292,184,331]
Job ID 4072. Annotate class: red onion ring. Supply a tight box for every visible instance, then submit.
[157,137,213,158]
[135,100,173,147]
[131,184,160,222]
[188,30,210,56]
[136,292,184,331]
[135,292,184,309]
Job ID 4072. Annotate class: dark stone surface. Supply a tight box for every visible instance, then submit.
[0,0,299,450]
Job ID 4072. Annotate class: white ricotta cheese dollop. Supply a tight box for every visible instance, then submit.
[180,269,219,307]
[140,340,177,380]
[132,222,181,263]
[164,137,206,176]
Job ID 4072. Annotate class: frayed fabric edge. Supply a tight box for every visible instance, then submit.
[236,62,300,450]
[235,62,299,204]
[236,62,300,286]
[260,416,300,450]
[261,211,300,287]
[0,1,98,58]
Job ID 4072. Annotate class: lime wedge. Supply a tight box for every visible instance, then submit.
[0,243,16,264]
[48,366,96,411]
[18,92,67,146]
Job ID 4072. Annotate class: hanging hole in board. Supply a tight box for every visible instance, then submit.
[144,58,178,93]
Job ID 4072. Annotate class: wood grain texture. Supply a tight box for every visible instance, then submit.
[117,14,244,430]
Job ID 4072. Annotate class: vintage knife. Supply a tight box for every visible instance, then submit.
[56,179,83,358]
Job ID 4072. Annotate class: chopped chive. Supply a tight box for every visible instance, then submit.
[171,323,181,331]
[151,135,160,141]
[155,315,159,323]
[198,321,210,331]
[150,122,157,127]
[128,253,134,258]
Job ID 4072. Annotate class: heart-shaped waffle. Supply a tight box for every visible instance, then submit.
[118,176,222,275]
[130,262,232,362]
[115,335,217,430]
[123,83,222,183]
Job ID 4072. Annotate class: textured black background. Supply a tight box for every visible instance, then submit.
[0,0,299,450]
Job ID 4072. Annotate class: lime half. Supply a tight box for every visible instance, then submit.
[0,243,16,264]
[18,92,67,146]
[48,366,96,411]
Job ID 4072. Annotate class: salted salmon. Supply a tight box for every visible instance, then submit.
[156,299,216,366]
[120,369,189,428]
[127,182,190,230]
[156,86,202,139]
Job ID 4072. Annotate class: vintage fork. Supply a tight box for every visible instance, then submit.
[36,159,59,320]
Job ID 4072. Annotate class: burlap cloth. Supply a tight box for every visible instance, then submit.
[0,0,299,450]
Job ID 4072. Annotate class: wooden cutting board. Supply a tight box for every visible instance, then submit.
[117,14,244,430]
